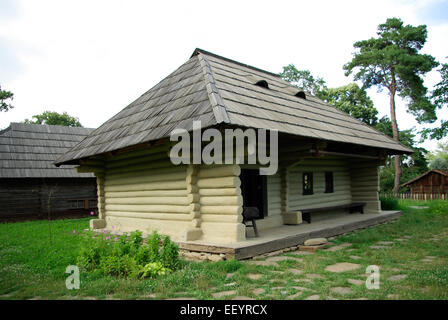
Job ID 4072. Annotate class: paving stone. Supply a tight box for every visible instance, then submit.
[291,286,307,291]
[327,296,339,300]
[248,261,278,267]
[288,268,303,275]
[252,288,266,295]
[304,238,328,246]
[394,238,408,242]
[294,278,313,284]
[377,241,394,245]
[369,245,390,249]
[167,297,198,300]
[425,256,436,259]
[299,243,329,252]
[354,298,368,300]
[224,282,236,287]
[387,294,399,299]
[349,255,361,260]
[325,262,360,273]
[247,273,263,280]
[288,292,303,299]
[327,243,352,252]
[347,279,364,286]
[269,279,285,283]
[388,275,407,281]
[330,287,352,295]
[305,294,320,300]
[266,256,303,263]
[226,272,235,279]
[212,290,237,298]
[345,249,356,252]
[305,273,325,279]
[271,286,285,291]
[403,236,412,239]
[291,251,314,255]
[232,296,255,300]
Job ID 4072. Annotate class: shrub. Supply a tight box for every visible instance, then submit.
[76,230,180,279]
[380,196,400,210]
[138,262,169,279]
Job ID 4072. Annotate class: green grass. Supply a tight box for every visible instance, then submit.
[1,200,448,300]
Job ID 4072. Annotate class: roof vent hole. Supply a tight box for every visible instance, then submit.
[255,80,269,89]
[295,91,306,99]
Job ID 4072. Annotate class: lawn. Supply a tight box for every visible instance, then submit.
[0,200,447,300]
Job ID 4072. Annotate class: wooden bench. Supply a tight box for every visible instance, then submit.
[300,202,366,224]
[242,207,260,237]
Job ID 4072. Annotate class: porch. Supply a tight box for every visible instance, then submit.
[178,210,401,260]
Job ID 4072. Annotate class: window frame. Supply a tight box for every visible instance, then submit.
[302,172,314,195]
[325,171,334,193]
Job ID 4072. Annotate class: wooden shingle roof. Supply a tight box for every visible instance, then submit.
[0,123,94,178]
[55,48,412,165]
[401,169,448,187]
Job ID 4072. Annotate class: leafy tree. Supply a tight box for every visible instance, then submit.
[24,111,82,127]
[426,141,448,170]
[0,85,14,112]
[343,17,438,193]
[319,83,378,125]
[376,116,429,192]
[279,64,326,96]
[279,67,379,125]
[429,158,448,170]
[421,60,448,140]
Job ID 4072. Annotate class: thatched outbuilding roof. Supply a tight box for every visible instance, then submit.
[55,48,412,165]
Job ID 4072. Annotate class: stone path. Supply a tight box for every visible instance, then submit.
[212,290,237,298]
[305,294,320,300]
[248,260,278,267]
[330,287,351,295]
[325,262,360,273]
[247,273,263,280]
[288,268,303,275]
[347,279,364,286]
[327,243,352,252]
[252,288,265,295]
[232,296,255,300]
[388,274,408,281]
[266,256,303,263]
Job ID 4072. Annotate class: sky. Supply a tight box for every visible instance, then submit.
[1,0,447,152]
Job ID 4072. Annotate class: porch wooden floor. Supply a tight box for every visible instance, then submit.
[178,211,402,260]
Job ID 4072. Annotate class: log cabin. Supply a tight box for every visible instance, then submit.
[402,169,448,195]
[55,49,412,247]
[0,123,97,220]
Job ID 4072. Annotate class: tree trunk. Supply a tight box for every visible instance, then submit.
[389,81,402,194]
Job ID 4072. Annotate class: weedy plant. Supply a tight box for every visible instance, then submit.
[77,230,180,279]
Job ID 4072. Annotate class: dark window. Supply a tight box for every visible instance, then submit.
[325,172,334,193]
[255,80,269,89]
[302,172,313,195]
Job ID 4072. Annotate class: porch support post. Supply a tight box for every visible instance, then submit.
[90,172,106,229]
[350,159,381,213]
[280,166,302,224]
[184,164,203,241]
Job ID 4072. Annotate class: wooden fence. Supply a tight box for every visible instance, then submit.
[380,193,448,201]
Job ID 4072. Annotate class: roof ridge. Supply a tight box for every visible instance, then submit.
[192,48,281,79]
[197,53,230,124]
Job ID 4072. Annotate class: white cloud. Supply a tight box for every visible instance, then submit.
[0,0,447,150]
